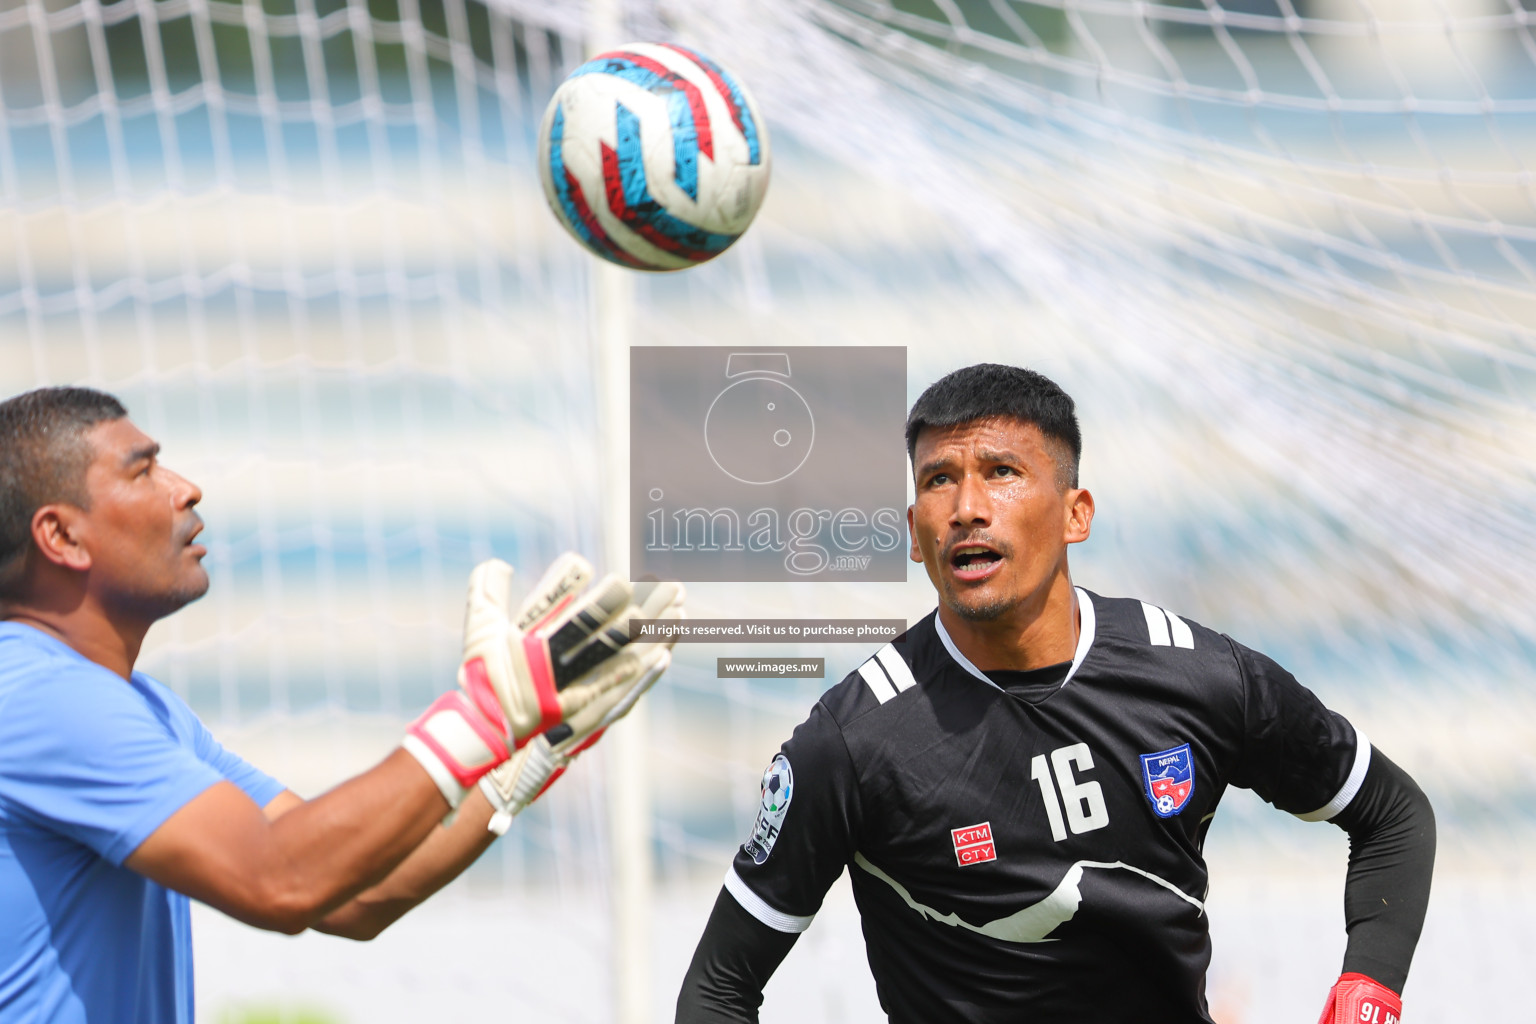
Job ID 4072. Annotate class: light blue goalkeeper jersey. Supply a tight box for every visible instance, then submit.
[0,622,284,1024]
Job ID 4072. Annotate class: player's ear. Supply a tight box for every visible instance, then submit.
[30,504,93,572]
[906,504,923,564]
[1064,488,1093,545]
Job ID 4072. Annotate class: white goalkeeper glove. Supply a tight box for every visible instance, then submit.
[403,554,662,807]
[480,579,685,833]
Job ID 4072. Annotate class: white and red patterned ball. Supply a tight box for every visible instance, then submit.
[537,43,772,271]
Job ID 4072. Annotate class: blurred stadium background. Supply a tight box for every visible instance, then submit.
[2,0,1533,1020]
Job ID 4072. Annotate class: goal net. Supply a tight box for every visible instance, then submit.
[0,0,1530,1021]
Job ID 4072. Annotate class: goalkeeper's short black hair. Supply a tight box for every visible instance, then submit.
[905,364,1081,490]
[0,387,128,600]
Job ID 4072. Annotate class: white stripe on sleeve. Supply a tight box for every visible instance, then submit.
[857,660,898,704]
[1166,612,1195,650]
[875,645,917,693]
[723,865,815,933]
[1296,729,1372,822]
[1141,602,1171,646]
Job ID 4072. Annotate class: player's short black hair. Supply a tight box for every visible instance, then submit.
[0,387,127,600]
[905,364,1081,489]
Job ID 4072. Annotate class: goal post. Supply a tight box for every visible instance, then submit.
[585,9,652,1024]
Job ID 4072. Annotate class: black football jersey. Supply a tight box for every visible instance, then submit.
[726,589,1369,1024]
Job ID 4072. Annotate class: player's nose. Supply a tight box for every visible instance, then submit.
[951,470,991,525]
[165,467,202,509]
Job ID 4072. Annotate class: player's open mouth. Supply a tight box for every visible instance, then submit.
[183,517,206,557]
[949,545,1002,582]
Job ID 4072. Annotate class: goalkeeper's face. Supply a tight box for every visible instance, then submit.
[907,416,1092,626]
[75,418,210,622]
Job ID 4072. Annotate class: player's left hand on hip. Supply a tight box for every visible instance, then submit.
[1317,973,1402,1024]
[480,579,684,834]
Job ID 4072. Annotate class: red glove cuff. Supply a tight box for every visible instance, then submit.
[1318,973,1403,1024]
[403,690,513,805]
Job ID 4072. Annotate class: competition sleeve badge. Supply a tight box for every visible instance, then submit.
[744,753,793,864]
[1140,743,1195,818]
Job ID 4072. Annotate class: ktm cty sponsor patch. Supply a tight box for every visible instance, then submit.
[951,821,996,866]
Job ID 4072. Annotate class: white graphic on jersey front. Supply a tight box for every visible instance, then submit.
[744,754,794,864]
[852,853,1204,943]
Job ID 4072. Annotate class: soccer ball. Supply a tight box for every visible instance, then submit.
[536,43,771,271]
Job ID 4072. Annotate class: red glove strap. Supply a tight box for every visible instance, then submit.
[406,690,511,788]
[1318,973,1403,1024]
[515,636,565,740]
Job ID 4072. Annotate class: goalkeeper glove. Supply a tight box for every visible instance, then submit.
[403,554,655,807]
[1316,973,1402,1024]
[480,579,685,833]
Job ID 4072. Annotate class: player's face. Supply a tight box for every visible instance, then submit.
[907,416,1092,623]
[76,418,209,622]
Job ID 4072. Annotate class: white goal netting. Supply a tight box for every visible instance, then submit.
[1,0,1531,1021]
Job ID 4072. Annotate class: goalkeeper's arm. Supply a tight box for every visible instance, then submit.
[121,554,678,935]
[306,784,501,940]
[1316,747,1435,1022]
[676,888,799,1024]
[306,581,682,940]
[124,749,461,934]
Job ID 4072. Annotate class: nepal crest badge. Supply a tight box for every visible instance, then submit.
[1140,743,1195,818]
[744,753,794,864]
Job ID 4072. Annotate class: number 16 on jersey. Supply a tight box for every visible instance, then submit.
[1031,742,1110,842]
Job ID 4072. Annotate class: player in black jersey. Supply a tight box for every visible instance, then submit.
[676,364,1434,1024]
